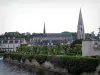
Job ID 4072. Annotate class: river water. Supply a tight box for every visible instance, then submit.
[0,57,67,75]
[0,60,35,75]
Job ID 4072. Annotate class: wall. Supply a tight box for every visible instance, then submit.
[82,41,100,56]
[4,56,100,75]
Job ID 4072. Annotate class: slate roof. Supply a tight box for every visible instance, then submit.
[46,33,72,37]
[84,36,97,41]
[32,33,72,38]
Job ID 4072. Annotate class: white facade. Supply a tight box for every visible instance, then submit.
[82,41,100,56]
[0,37,26,52]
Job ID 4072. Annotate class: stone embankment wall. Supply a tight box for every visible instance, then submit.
[4,57,100,75]
[4,57,68,75]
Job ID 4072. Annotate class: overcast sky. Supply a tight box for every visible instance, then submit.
[0,0,100,35]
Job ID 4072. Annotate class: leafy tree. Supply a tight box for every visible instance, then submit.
[70,39,83,48]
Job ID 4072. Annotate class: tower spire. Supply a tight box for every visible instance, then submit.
[98,28,100,40]
[43,22,46,34]
[77,8,85,40]
[78,9,84,25]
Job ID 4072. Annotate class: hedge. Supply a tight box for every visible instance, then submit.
[3,52,100,74]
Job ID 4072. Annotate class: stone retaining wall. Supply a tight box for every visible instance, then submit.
[4,57,100,75]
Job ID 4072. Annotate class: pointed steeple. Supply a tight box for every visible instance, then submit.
[78,9,84,25]
[77,8,85,40]
[43,22,46,34]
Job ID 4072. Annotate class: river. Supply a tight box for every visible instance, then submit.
[0,56,71,75]
[0,59,35,75]
[0,58,63,75]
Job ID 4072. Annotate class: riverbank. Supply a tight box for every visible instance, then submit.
[4,58,68,75]
[3,52,100,75]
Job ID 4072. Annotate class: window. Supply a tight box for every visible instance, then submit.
[0,41,1,44]
[15,40,18,43]
[95,42,97,45]
[3,40,8,43]
[81,28,82,31]
[9,40,13,43]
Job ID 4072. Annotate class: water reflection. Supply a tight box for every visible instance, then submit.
[0,60,66,75]
[0,60,33,75]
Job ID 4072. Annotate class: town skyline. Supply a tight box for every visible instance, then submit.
[0,0,100,35]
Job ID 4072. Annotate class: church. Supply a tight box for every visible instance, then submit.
[30,9,85,45]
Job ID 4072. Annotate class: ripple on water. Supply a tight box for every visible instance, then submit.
[0,60,34,75]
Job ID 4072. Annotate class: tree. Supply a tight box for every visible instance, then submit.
[70,39,83,48]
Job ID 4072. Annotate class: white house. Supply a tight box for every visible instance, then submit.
[82,39,100,56]
[0,37,27,52]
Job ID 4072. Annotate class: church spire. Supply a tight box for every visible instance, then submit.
[77,8,85,40]
[78,9,84,26]
[43,22,46,34]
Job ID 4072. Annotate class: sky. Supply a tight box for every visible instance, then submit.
[0,0,100,35]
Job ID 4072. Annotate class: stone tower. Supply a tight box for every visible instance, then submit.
[99,28,100,40]
[77,9,85,40]
[43,22,46,34]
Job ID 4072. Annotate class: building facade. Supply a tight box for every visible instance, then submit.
[30,33,73,45]
[0,37,26,52]
[82,28,100,56]
[30,9,86,45]
[82,40,100,56]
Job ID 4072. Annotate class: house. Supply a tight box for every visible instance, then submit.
[82,28,100,56]
[0,37,26,52]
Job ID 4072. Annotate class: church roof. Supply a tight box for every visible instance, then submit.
[84,36,97,41]
[31,33,72,38]
[46,33,72,37]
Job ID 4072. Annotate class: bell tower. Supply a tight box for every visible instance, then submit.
[98,28,100,40]
[77,9,85,40]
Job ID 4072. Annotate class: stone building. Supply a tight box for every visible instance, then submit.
[82,28,100,56]
[0,37,26,52]
[30,32,73,45]
[30,9,86,45]
[82,40,100,56]
[77,9,85,40]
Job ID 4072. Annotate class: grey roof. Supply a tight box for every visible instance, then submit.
[84,37,97,41]
[46,33,72,37]
[32,33,72,38]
